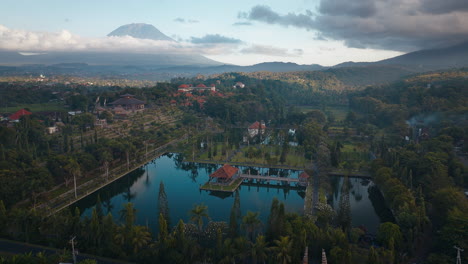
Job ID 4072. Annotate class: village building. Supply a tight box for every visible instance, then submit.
[108,94,145,113]
[233,82,245,89]
[298,171,310,186]
[94,119,108,128]
[46,126,58,134]
[9,109,32,121]
[177,84,216,93]
[208,164,239,184]
[248,121,266,138]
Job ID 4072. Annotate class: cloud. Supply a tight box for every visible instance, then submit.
[232,22,252,26]
[0,25,236,56]
[240,44,302,57]
[238,5,315,29]
[174,17,199,23]
[190,34,242,44]
[421,0,468,14]
[293,48,304,55]
[240,2,468,51]
[319,0,377,18]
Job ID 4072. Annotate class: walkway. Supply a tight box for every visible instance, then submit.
[0,239,132,264]
[40,134,188,216]
[239,174,299,183]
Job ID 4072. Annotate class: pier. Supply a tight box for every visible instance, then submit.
[239,174,299,183]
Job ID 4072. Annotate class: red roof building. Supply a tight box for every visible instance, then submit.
[299,172,310,179]
[209,164,239,183]
[248,121,266,130]
[248,121,266,138]
[299,171,310,186]
[9,109,32,121]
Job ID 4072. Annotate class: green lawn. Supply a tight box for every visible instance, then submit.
[230,145,308,167]
[296,105,349,122]
[2,102,66,113]
[197,143,234,161]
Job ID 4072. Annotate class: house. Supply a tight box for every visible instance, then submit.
[94,119,108,128]
[209,164,239,184]
[248,121,266,138]
[233,82,245,89]
[9,109,32,121]
[108,94,145,112]
[299,171,310,186]
[177,84,216,93]
[68,111,82,116]
[46,126,58,134]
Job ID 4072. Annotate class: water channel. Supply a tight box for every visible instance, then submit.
[73,153,387,234]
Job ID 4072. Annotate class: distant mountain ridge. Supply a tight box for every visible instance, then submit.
[374,41,468,70]
[1,23,467,83]
[107,23,175,42]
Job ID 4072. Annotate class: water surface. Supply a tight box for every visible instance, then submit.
[74,153,384,234]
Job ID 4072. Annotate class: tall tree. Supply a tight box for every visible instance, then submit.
[64,158,81,199]
[250,235,269,264]
[271,236,293,264]
[242,211,262,242]
[189,204,209,232]
[228,190,241,238]
[158,181,170,229]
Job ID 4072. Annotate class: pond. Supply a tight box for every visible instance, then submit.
[73,153,387,234]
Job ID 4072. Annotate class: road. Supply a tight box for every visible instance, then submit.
[0,239,132,264]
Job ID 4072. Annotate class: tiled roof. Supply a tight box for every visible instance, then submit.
[209,164,239,179]
[9,109,32,120]
[299,172,310,179]
[196,84,207,88]
[109,97,145,105]
[248,121,266,129]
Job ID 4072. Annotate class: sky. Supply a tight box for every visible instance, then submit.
[1,0,467,66]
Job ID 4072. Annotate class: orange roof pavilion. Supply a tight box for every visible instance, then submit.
[209,164,239,180]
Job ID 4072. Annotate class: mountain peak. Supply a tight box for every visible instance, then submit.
[107,23,174,41]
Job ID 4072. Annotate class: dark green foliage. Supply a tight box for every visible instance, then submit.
[158,181,170,229]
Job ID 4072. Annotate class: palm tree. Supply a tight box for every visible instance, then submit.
[233,236,250,263]
[115,225,152,255]
[98,150,112,181]
[120,140,135,171]
[64,158,81,199]
[271,236,293,264]
[120,203,136,230]
[219,238,236,264]
[189,204,209,232]
[130,226,152,254]
[251,235,269,264]
[241,211,262,241]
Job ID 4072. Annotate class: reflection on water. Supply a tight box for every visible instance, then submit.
[328,176,385,234]
[74,153,386,234]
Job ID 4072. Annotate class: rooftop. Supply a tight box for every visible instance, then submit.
[109,97,145,105]
[209,164,239,179]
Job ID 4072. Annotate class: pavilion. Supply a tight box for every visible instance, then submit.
[209,164,239,184]
[108,94,145,112]
[299,171,310,186]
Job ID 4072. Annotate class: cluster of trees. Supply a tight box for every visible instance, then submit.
[0,192,403,264]
[348,70,468,263]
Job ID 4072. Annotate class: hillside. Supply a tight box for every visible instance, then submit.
[375,41,468,70]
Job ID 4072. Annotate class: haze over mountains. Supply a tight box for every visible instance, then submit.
[1,23,467,82]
